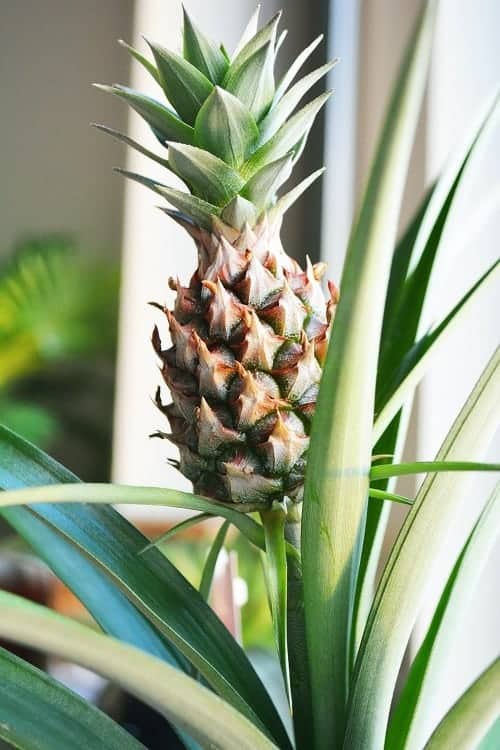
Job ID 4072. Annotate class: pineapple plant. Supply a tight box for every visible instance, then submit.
[95,8,337,508]
[0,4,499,750]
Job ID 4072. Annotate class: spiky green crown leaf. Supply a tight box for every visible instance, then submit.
[96,7,336,230]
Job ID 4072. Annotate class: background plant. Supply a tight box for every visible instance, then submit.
[0,3,498,750]
[0,235,118,477]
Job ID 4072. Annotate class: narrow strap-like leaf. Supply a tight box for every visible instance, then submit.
[374,261,500,443]
[424,658,500,750]
[0,647,146,750]
[346,348,500,750]
[266,168,325,222]
[242,91,331,176]
[194,87,259,167]
[259,60,337,144]
[146,41,213,125]
[140,512,211,553]
[93,84,194,144]
[199,520,230,601]
[0,482,303,565]
[368,488,412,505]
[182,7,228,84]
[370,460,500,481]
[0,427,184,668]
[227,11,281,77]
[92,123,169,167]
[378,91,500,397]
[0,592,279,750]
[261,508,290,705]
[274,34,324,103]
[118,39,160,83]
[387,482,500,750]
[0,429,291,750]
[116,169,220,230]
[301,4,437,748]
[232,6,261,59]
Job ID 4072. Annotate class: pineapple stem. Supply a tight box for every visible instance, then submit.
[285,504,314,749]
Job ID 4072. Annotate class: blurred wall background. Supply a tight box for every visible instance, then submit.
[0,0,134,256]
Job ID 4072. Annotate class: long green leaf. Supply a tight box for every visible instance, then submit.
[0,592,278,750]
[116,169,220,230]
[376,260,499,416]
[0,428,291,750]
[478,718,500,750]
[141,512,211,552]
[0,426,183,667]
[379,183,435,346]
[373,262,500,443]
[0,481,301,564]
[362,90,500,645]
[93,84,194,144]
[118,39,160,83]
[199,520,230,601]
[301,5,437,748]
[424,658,500,750]
[243,92,331,176]
[0,481,270,553]
[378,91,500,395]
[273,34,324,103]
[232,6,261,59]
[387,482,500,750]
[0,647,145,750]
[258,60,337,144]
[267,168,325,223]
[345,348,500,750]
[353,403,414,661]
[92,123,170,167]
[368,488,412,505]
[226,12,281,79]
[370,460,500,481]
[261,508,290,704]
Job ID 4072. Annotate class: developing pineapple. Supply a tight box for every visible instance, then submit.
[96,8,338,508]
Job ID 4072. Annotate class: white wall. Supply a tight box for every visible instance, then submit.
[0,0,133,256]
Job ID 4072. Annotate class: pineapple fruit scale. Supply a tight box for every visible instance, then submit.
[97,7,338,508]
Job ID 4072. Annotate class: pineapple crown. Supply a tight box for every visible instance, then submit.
[94,6,336,232]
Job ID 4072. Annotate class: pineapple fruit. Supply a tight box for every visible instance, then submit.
[96,8,337,508]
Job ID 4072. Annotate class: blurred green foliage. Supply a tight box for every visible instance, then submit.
[0,235,119,477]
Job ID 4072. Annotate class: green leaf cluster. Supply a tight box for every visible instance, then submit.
[95,8,333,229]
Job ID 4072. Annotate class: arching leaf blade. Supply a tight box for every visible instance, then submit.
[0,592,279,750]
[346,348,500,750]
[0,647,146,750]
[424,658,500,750]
